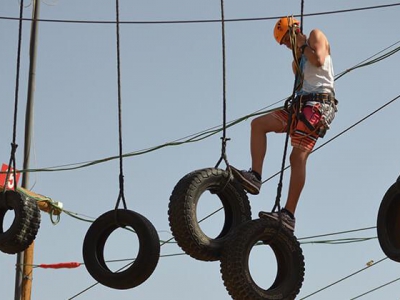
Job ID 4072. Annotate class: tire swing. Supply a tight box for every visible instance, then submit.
[82,209,160,289]
[220,218,305,300]
[377,178,400,263]
[168,168,251,261]
[168,0,251,262]
[82,1,160,289]
[0,190,41,254]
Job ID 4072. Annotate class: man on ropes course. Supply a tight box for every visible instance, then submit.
[232,16,337,232]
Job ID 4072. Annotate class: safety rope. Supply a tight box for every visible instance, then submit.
[215,0,231,170]
[300,0,304,33]
[3,0,25,195]
[113,0,127,211]
[272,3,305,215]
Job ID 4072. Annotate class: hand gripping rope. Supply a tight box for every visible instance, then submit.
[167,0,252,262]
[82,0,160,290]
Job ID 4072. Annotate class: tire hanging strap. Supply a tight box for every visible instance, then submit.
[4,1,25,195]
[215,0,231,170]
[272,1,305,215]
[114,0,127,212]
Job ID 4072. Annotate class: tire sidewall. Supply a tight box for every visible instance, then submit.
[220,218,305,300]
[168,168,251,261]
[377,181,400,262]
[82,209,160,289]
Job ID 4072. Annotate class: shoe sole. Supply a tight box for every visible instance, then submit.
[258,211,295,232]
[230,167,260,195]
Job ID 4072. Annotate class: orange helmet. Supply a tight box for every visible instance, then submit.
[273,17,300,44]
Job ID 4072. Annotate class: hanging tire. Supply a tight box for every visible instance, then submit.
[168,168,251,262]
[220,218,305,300]
[377,179,400,263]
[0,190,41,254]
[82,209,160,289]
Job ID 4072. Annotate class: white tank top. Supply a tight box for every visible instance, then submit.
[299,54,335,95]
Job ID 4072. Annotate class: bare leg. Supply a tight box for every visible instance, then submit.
[250,113,285,176]
[284,147,310,215]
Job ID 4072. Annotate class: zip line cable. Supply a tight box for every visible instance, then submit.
[3,39,399,176]
[349,277,400,300]
[298,226,376,241]
[1,2,399,24]
[299,257,389,299]
[335,40,400,80]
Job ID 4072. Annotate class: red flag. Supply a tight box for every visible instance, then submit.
[0,163,21,189]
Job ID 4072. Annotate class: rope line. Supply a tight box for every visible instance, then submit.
[1,3,399,25]
[300,0,304,33]
[4,0,25,194]
[272,8,305,215]
[215,0,231,169]
[114,0,127,210]
[298,225,376,241]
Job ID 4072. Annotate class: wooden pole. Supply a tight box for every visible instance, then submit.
[21,242,35,300]
[15,1,40,299]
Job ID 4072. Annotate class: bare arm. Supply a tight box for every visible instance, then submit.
[296,29,330,67]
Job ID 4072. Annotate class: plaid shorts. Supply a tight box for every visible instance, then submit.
[271,108,319,153]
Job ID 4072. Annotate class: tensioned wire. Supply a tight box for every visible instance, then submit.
[299,257,389,299]
[1,3,399,24]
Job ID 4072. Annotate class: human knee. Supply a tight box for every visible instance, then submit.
[251,114,277,133]
[290,148,309,166]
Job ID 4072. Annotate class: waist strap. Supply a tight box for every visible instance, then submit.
[299,93,338,105]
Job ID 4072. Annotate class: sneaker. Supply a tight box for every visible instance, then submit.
[259,210,295,232]
[230,167,261,195]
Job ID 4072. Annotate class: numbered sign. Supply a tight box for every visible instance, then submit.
[0,163,21,189]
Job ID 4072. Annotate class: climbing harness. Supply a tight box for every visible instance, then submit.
[82,0,160,289]
[294,93,338,138]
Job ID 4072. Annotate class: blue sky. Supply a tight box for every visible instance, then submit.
[1,1,400,299]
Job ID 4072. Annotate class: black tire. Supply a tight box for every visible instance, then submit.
[168,168,251,262]
[377,180,400,262]
[220,218,305,300]
[0,190,41,254]
[82,209,160,289]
